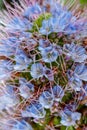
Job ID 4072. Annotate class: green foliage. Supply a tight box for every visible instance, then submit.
[80,0,87,4]
[61,126,67,130]
[32,110,51,130]
[53,117,61,126]
[0,0,4,10]
[60,126,75,130]
[62,92,73,103]
[67,126,75,130]
[20,72,32,81]
[31,13,52,32]
[81,115,87,125]
[44,109,51,125]
[33,123,44,130]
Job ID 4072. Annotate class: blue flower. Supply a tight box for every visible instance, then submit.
[19,32,32,41]
[23,3,41,19]
[0,38,18,57]
[60,109,81,126]
[5,85,15,95]
[0,43,14,57]
[82,85,87,98]
[14,51,32,71]
[39,11,77,35]
[65,103,78,112]
[39,91,54,108]
[74,64,87,81]
[7,17,32,33]
[52,85,64,102]
[65,24,77,34]
[22,102,46,119]
[38,39,51,51]
[19,37,37,51]
[78,84,87,101]
[79,84,87,105]
[42,0,61,15]
[30,63,44,79]
[40,44,59,63]
[44,67,54,81]
[30,63,54,80]
[0,60,13,81]
[0,87,19,111]
[39,16,68,35]
[39,19,52,35]
[49,17,68,32]
[12,120,33,130]
[63,43,87,63]
[19,78,34,99]
[51,9,77,34]
[25,38,37,50]
[68,74,83,91]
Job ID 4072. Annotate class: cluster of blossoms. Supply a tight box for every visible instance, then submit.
[0,0,87,130]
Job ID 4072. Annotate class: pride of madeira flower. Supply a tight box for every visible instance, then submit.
[0,0,87,129]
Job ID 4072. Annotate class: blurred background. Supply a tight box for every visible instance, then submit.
[0,0,87,10]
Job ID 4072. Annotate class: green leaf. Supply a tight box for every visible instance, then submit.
[53,117,61,125]
[0,0,4,10]
[61,126,75,130]
[61,126,66,130]
[67,126,75,130]
[31,13,52,32]
[44,109,51,124]
[81,115,87,125]
[80,0,87,4]
[33,123,44,130]
[62,92,72,103]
